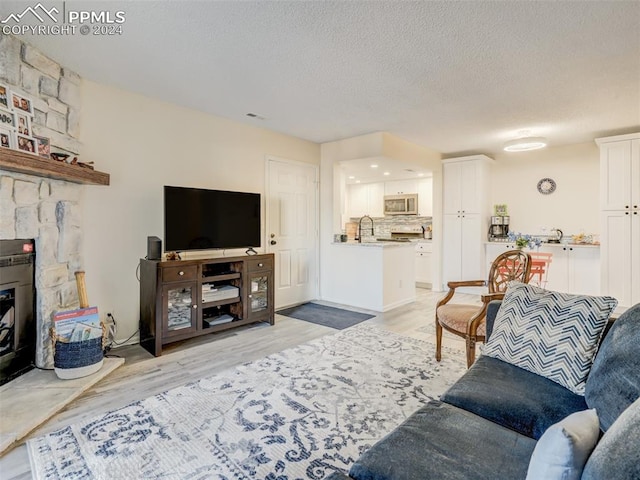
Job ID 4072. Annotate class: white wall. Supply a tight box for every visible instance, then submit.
[490,142,599,237]
[79,80,319,343]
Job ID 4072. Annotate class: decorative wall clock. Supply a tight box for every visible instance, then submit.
[537,177,556,195]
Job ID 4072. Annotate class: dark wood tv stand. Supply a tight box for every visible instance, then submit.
[139,253,274,356]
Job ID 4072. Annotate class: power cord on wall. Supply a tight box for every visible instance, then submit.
[103,312,139,355]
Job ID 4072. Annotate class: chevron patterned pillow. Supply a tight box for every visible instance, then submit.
[483,282,617,395]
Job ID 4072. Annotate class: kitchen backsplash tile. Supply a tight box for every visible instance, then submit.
[348,215,432,241]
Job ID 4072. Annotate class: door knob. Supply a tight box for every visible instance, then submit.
[270,240,277,245]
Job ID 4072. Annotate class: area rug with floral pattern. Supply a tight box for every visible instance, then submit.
[28,324,466,480]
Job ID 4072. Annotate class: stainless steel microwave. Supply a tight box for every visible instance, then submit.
[384,194,418,215]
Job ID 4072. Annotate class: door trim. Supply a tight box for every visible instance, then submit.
[265,155,320,307]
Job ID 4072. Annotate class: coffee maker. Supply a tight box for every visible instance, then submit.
[489,216,510,240]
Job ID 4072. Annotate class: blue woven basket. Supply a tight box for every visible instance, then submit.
[54,337,103,369]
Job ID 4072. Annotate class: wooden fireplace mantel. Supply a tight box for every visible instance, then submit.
[0,148,110,185]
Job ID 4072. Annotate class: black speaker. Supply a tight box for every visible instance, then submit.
[147,236,162,260]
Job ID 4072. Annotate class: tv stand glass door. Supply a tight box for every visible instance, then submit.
[163,283,197,337]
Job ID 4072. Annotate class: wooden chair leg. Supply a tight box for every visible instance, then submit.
[466,336,476,368]
[435,319,443,362]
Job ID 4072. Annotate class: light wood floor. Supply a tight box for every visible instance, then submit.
[0,288,475,479]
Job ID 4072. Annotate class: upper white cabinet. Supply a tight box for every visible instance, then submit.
[347,178,433,218]
[442,155,493,289]
[597,132,640,310]
[368,183,385,217]
[443,157,490,215]
[346,182,384,218]
[384,179,419,195]
[417,178,433,216]
[599,137,640,211]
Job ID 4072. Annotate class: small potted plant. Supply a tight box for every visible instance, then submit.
[508,232,542,250]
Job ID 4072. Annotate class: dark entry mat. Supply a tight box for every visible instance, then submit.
[276,303,375,330]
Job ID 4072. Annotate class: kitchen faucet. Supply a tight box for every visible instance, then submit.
[357,215,375,243]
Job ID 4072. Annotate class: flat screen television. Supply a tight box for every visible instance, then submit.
[164,186,261,252]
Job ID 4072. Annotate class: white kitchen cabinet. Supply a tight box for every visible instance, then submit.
[443,213,484,287]
[417,177,433,216]
[367,182,385,217]
[415,242,432,286]
[541,245,600,295]
[599,136,640,211]
[443,156,491,215]
[384,179,418,195]
[347,183,367,218]
[346,182,384,218]
[596,133,640,309]
[485,242,517,271]
[600,210,640,308]
[484,243,600,295]
[442,155,492,290]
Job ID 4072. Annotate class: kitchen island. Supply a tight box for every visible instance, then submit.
[322,241,415,312]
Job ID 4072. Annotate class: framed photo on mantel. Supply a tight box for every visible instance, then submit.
[0,109,15,129]
[33,135,50,159]
[11,91,34,115]
[16,112,31,137]
[0,84,9,110]
[0,125,15,149]
[16,134,36,154]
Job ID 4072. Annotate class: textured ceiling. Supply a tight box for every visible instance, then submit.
[2,0,639,157]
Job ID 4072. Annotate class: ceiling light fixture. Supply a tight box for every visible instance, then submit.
[383,172,390,176]
[370,164,378,168]
[503,132,547,152]
[348,175,355,179]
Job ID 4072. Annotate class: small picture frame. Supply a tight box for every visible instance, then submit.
[16,134,36,154]
[0,84,9,110]
[11,92,34,115]
[0,108,15,128]
[0,126,15,149]
[15,112,31,136]
[33,135,50,158]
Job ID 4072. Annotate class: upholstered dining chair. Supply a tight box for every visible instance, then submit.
[435,250,532,367]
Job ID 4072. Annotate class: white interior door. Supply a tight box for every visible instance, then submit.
[267,158,318,308]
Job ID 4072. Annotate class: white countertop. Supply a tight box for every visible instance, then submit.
[485,241,600,249]
[332,241,415,248]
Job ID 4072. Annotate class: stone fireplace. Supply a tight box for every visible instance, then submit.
[0,35,91,370]
[0,173,84,368]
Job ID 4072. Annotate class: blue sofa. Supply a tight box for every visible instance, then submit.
[327,302,640,480]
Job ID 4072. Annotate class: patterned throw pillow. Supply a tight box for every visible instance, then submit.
[483,282,617,395]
